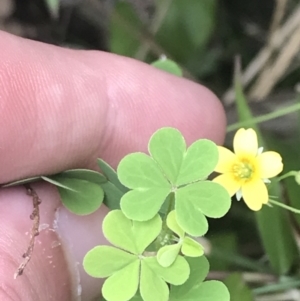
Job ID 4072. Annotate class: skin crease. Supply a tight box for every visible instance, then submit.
[0,30,226,300]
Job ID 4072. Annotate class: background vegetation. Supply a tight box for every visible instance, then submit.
[2,0,300,300]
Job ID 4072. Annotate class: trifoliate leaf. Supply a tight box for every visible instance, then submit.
[121,188,170,221]
[103,210,162,254]
[83,246,137,278]
[102,260,140,301]
[176,181,231,236]
[140,256,190,301]
[170,256,230,300]
[143,256,190,285]
[171,256,209,298]
[117,128,222,224]
[118,152,171,220]
[118,153,170,189]
[140,261,169,301]
[148,127,186,184]
[157,244,181,267]
[167,210,184,238]
[46,175,104,215]
[171,280,230,301]
[176,139,218,185]
[182,237,204,257]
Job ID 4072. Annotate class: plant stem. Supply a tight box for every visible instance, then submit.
[269,199,300,214]
[275,170,298,181]
[155,193,175,250]
[227,102,300,132]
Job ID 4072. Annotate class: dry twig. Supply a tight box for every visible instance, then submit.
[223,3,300,104]
[14,185,41,279]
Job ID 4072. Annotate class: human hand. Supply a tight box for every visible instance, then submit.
[0,30,226,300]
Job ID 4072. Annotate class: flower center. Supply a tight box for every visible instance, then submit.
[232,159,254,180]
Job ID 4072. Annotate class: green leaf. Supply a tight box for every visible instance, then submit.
[182,237,204,257]
[1,176,41,187]
[176,139,218,185]
[97,159,128,193]
[143,256,190,285]
[167,210,184,238]
[118,153,170,189]
[41,176,77,191]
[171,280,230,301]
[83,246,137,278]
[55,169,107,185]
[157,244,181,267]
[140,260,169,301]
[156,0,216,65]
[47,175,104,215]
[224,273,254,301]
[151,58,183,77]
[170,256,209,298]
[148,127,186,184]
[102,260,140,301]
[110,2,144,56]
[176,182,231,236]
[101,181,124,210]
[121,188,170,221]
[103,210,162,254]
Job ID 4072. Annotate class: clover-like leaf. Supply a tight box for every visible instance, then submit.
[149,128,186,184]
[102,260,140,301]
[103,210,162,254]
[43,171,105,215]
[170,256,230,301]
[157,244,181,268]
[157,211,204,267]
[176,181,231,236]
[84,210,190,301]
[83,246,137,278]
[118,152,171,220]
[182,237,204,257]
[117,128,223,224]
[171,256,209,297]
[176,139,218,186]
[167,208,185,238]
[148,128,218,186]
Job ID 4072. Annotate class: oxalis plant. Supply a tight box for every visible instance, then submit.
[5,59,300,299]
[6,125,300,300]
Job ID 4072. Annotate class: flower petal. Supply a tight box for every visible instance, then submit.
[257,151,283,178]
[234,128,258,157]
[213,174,240,197]
[214,146,236,173]
[242,179,268,211]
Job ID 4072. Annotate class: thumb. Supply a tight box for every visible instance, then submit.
[0,32,226,300]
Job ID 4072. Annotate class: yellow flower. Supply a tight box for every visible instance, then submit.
[213,128,283,211]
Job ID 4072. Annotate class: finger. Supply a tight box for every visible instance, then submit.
[0,30,226,183]
[0,182,110,301]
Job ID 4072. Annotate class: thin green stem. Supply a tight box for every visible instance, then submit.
[269,199,300,214]
[253,279,300,295]
[226,102,300,133]
[162,192,175,231]
[155,193,175,250]
[276,170,298,182]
